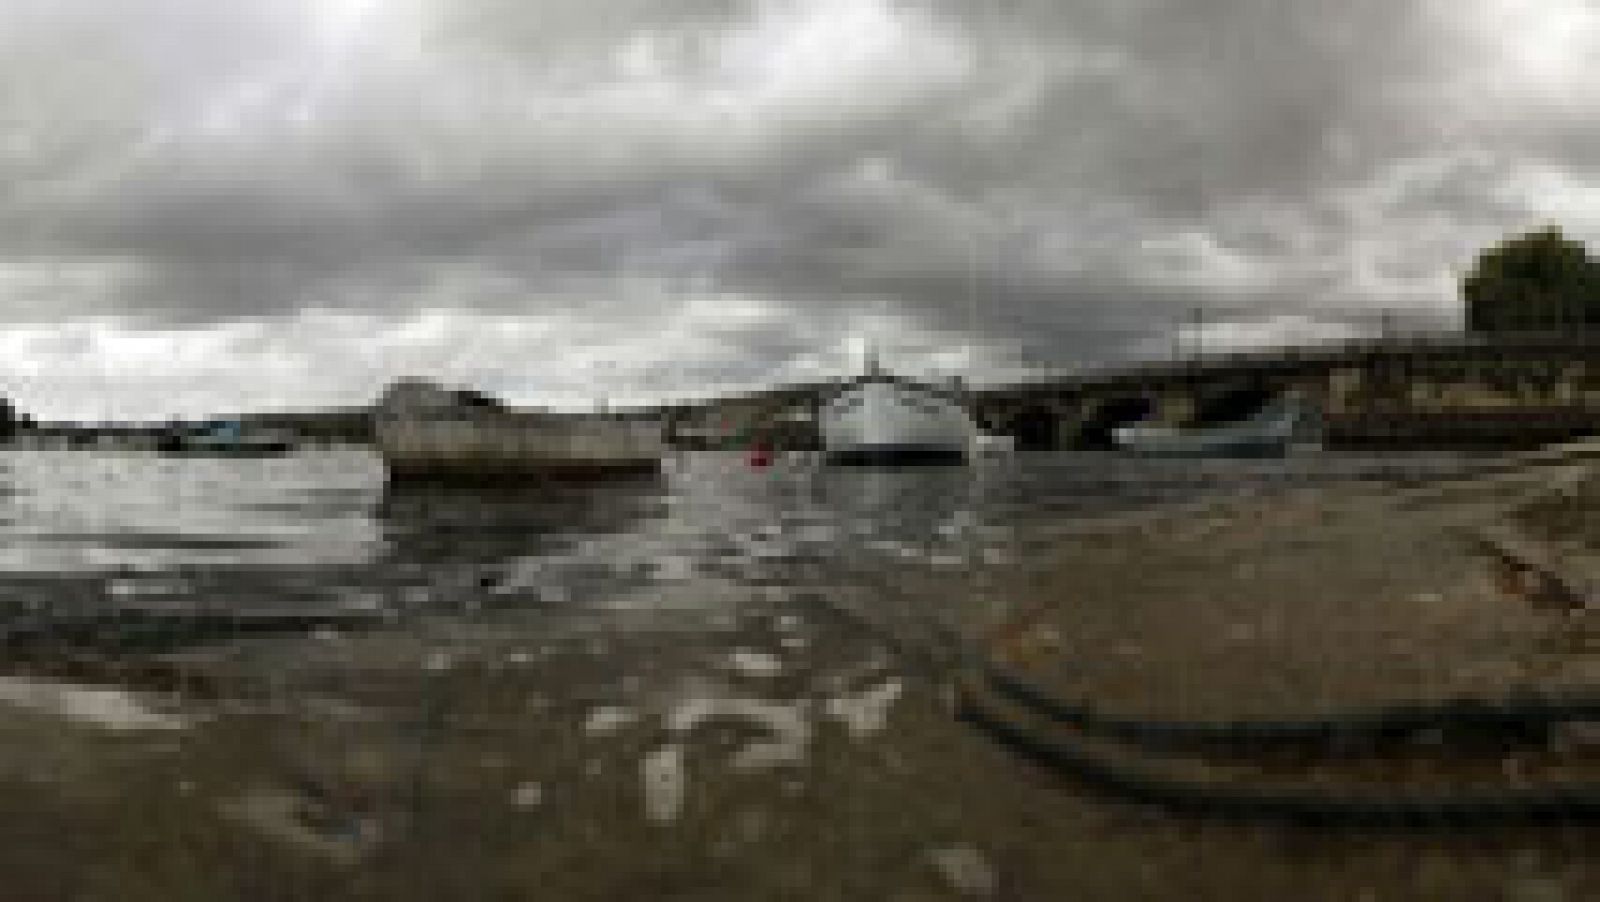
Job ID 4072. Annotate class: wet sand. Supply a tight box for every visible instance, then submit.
[980,468,1599,719]
[1,450,1598,900]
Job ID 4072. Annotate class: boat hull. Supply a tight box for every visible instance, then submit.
[156,433,296,457]
[159,441,295,458]
[1110,398,1321,458]
[826,442,968,467]
[382,458,662,484]
[819,378,973,467]
[374,414,666,483]
[160,447,294,459]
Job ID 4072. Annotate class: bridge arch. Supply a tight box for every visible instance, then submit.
[1076,396,1155,448]
[1003,405,1060,450]
[1192,380,1279,425]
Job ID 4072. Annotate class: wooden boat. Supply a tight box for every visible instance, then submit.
[372,380,665,482]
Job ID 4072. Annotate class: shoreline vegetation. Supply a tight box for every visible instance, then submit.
[0,443,1597,899]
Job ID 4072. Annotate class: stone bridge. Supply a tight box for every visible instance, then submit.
[666,333,1600,450]
[973,333,1600,449]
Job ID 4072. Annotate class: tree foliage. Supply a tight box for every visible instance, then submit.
[1463,226,1600,333]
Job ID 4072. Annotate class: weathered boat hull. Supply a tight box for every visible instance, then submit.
[382,458,663,484]
[374,414,666,483]
[826,442,968,467]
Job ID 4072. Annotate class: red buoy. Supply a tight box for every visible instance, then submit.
[747,440,773,468]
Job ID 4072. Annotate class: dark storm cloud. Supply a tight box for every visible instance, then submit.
[2,0,1597,415]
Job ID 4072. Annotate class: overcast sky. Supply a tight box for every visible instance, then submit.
[2,0,1596,419]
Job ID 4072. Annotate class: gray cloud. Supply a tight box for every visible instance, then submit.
[1,0,1596,415]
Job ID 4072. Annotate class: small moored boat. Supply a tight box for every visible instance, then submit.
[372,379,666,482]
[1109,394,1321,457]
[157,421,295,458]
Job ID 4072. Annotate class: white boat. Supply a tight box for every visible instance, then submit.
[817,355,976,466]
[1109,394,1321,457]
[372,379,665,482]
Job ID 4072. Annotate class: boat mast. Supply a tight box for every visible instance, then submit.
[963,220,977,397]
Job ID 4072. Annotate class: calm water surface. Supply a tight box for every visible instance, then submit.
[0,443,1488,627]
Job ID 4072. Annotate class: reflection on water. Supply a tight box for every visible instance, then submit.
[0,443,1491,630]
[0,445,383,573]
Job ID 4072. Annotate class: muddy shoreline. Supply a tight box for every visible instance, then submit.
[2,447,1597,900]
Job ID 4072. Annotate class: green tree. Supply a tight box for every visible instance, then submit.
[1463,226,1599,333]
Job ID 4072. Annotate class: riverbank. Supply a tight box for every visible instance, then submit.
[0,447,1597,899]
[941,442,1600,897]
[975,455,1598,720]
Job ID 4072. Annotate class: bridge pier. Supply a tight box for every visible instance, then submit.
[1150,392,1194,426]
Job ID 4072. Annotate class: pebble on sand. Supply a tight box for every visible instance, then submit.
[825,678,904,738]
[583,706,638,736]
[641,745,686,823]
[510,781,544,808]
[726,649,784,678]
[927,844,997,897]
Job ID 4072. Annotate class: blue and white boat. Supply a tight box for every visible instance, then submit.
[157,420,295,457]
[817,354,976,466]
[1109,394,1321,457]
